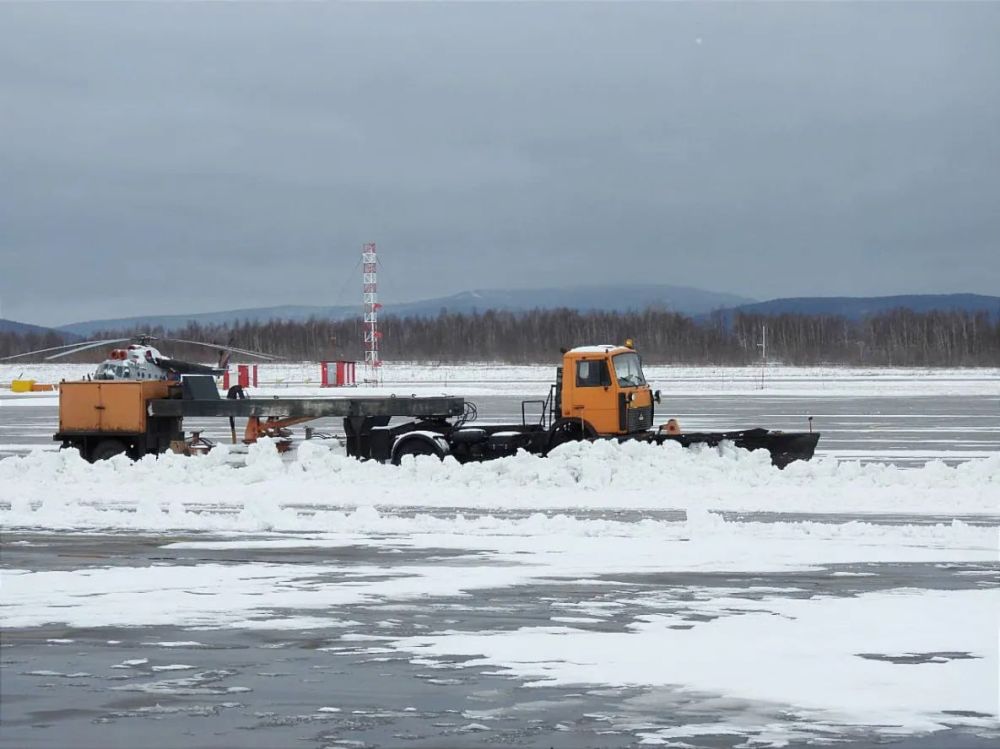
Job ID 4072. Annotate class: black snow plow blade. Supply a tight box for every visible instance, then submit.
[653,428,820,468]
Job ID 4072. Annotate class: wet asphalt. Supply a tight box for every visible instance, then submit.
[2,530,999,749]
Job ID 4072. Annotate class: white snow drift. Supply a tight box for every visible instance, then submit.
[1,439,997,533]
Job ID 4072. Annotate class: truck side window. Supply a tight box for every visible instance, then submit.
[576,360,607,387]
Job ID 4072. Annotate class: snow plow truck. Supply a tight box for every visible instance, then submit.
[53,343,819,467]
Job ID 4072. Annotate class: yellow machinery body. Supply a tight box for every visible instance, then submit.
[12,380,57,392]
[559,346,654,436]
[59,381,171,434]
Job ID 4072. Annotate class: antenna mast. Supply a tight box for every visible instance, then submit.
[361,242,383,385]
[757,323,767,390]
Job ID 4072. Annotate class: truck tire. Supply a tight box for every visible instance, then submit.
[392,436,445,465]
[90,439,128,462]
[547,419,592,453]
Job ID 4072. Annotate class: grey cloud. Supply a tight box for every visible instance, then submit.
[0,2,997,325]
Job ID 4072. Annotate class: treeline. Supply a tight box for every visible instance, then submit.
[2,308,998,366]
[0,329,70,363]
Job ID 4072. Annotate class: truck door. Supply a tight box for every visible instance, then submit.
[567,358,619,435]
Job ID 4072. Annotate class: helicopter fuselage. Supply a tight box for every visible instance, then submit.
[93,345,171,381]
[92,344,223,381]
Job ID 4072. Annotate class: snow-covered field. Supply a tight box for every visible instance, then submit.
[2,364,998,747]
[3,361,1000,399]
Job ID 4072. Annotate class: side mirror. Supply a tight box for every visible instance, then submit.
[600,367,611,387]
[654,390,661,404]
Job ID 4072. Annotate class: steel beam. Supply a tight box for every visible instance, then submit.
[149,396,465,420]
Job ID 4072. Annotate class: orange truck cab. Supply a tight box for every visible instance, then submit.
[558,344,657,436]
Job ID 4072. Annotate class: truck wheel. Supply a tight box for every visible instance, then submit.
[392,437,444,465]
[547,420,586,452]
[90,439,127,462]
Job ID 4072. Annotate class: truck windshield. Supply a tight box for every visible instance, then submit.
[612,352,646,387]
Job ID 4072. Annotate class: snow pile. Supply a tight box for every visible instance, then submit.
[1,439,998,532]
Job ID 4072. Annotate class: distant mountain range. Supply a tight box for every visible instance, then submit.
[0,318,80,339]
[5,289,999,340]
[54,284,755,337]
[710,293,1000,322]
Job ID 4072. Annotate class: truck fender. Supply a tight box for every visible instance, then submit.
[391,431,451,465]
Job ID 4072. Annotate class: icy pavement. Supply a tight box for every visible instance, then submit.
[2,527,998,748]
[2,439,999,748]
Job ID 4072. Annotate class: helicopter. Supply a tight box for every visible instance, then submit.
[1,335,281,382]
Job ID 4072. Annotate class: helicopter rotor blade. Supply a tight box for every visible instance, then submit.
[45,339,132,360]
[160,338,283,361]
[156,357,225,376]
[217,345,283,361]
[0,338,129,362]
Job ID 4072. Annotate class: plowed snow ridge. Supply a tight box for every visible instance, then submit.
[1,439,997,531]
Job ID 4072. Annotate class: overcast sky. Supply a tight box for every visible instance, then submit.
[1,2,998,326]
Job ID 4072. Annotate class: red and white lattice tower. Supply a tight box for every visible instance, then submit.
[361,242,383,384]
